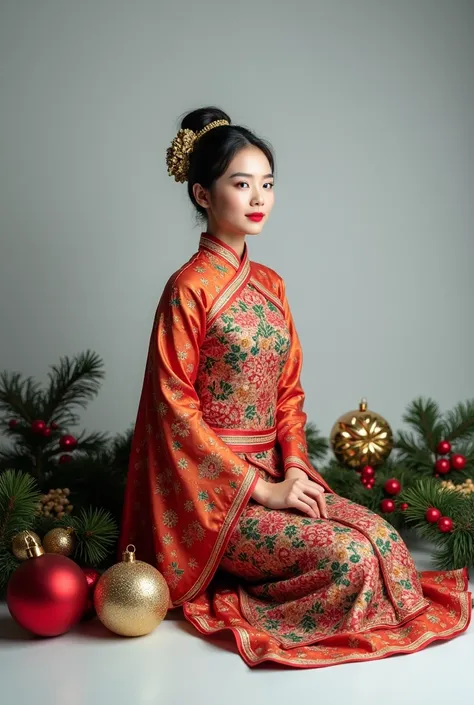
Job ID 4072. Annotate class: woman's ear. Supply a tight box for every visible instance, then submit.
[192,183,211,211]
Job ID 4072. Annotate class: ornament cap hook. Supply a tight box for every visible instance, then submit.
[122,544,136,563]
[25,532,44,559]
[360,398,368,411]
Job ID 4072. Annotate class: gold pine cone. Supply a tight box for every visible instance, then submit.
[36,488,73,520]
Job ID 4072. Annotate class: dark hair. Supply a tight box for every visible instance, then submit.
[180,106,275,219]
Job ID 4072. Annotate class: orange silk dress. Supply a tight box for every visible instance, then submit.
[120,233,471,668]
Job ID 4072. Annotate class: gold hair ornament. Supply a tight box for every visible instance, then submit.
[166,119,230,183]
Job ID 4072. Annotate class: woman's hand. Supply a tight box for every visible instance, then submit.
[251,474,328,519]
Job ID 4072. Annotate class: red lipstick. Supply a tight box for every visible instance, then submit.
[246,213,265,222]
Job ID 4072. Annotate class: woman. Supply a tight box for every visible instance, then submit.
[120,107,471,668]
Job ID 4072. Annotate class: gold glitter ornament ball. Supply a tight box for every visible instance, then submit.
[11,530,41,561]
[330,398,393,469]
[94,545,170,637]
[43,527,76,556]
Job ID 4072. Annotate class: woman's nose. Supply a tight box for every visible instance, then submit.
[250,190,264,206]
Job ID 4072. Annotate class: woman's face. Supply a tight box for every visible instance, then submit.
[193,145,275,237]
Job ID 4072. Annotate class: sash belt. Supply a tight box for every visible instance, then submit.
[210,426,277,453]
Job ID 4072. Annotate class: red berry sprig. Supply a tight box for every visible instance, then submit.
[59,434,78,451]
[425,507,453,532]
[434,439,466,476]
[360,465,375,489]
[436,440,452,455]
[380,498,396,513]
[450,454,466,471]
[384,478,401,496]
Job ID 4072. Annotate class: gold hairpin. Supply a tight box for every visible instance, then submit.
[166,119,229,183]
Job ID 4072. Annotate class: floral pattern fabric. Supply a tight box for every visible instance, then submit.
[196,285,290,431]
[220,494,428,648]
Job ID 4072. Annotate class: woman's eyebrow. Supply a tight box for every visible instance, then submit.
[229,172,274,179]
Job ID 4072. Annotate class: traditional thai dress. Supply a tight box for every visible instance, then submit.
[120,233,471,668]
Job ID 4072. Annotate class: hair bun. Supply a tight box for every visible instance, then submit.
[167,108,231,183]
[181,107,231,134]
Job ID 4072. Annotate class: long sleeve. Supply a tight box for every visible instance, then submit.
[153,276,259,484]
[120,268,258,606]
[275,278,330,489]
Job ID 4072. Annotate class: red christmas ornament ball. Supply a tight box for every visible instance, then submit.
[361,465,375,479]
[31,420,46,434]
[380,498,396,513]
[42,427,52,438]
[59,434,78,451]
[59,454,73,464]
[436,440,452,455]
[81,567,101,621]
[384,478,402,496]
[450,454,467,471]
[400,502,409,511]
[51,421,59,430]
[8,419,19,429]
[435,458,451,475]
[437,516,453,533]
[7,553,88,636]
[425,507,442,524]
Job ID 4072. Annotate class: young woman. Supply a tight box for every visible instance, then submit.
[120,107,471,668]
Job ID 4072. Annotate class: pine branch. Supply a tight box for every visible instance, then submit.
[0,372,42,422]
[47,454,126,524]
[395,431,435,470]
[41,351,105,426]
[401,479,461,521]
[108,427,133,468]
[33,514,61,537]
[442,441,474,485]
[0,470,41,544]
[443,400,474,443]
[73,430,109,454]
[402,397,444,452]
[401,480,474,569]
[67,507,118,566]
[38,430,109,464]
[0,548,19,591]
[0,446,34,472]
[305,423,329,463]
[395,430,422,456]
[0,470,40,589]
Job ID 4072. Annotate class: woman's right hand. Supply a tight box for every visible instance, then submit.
[252,476,328,519]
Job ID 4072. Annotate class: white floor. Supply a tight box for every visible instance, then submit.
[1,534,472,705]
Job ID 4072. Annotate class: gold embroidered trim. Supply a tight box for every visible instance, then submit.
[285,456,333,491]
[285,455,315,474]
[215,429,277,446]
[207,259,251,326]
[200,235,241,271]
[176,466,257,604]
[189,573,471,667]
[249,277,284,314]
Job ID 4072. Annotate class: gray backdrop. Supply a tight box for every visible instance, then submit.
[1,0,473,444]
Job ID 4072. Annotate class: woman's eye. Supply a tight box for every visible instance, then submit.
[263,182,274,189]
[237,182,249,188]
